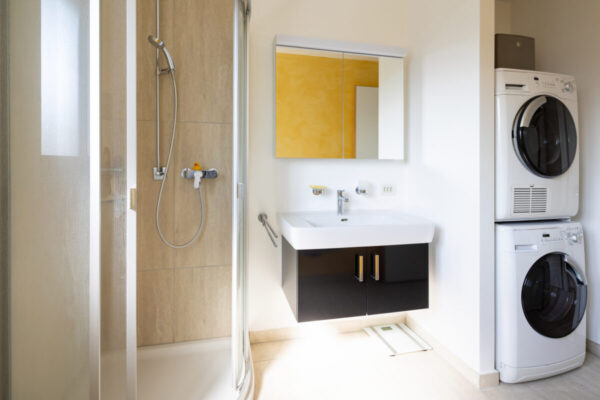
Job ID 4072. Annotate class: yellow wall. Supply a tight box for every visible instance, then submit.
[276,52,378,158]
[276,52,344,158]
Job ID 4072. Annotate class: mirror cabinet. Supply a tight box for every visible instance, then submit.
[275,36,406,160]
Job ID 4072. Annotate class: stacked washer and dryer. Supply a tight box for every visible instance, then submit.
[495,68,588,383]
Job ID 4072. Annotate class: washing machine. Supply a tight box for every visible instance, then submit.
[496,69,579,221]
[496,221,587,383]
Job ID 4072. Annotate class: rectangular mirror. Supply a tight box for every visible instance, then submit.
[275,45,404,159]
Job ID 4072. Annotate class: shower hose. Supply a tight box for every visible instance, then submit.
[155,70,205,249]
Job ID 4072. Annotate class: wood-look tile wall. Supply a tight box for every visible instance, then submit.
[136,0,233,346]
[0,0,9,392]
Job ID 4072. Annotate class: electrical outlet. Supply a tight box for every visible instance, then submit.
[381,184,396,196]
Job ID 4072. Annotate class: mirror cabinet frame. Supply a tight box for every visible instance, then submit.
[274,35,407,160]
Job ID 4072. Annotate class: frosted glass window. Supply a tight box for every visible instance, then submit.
[41,0,81,156]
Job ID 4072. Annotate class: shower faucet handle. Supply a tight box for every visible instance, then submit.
[193,171,202,189]
[181,168,219,179]
[180,168,204,189]
[202,168,218,179]
[181,168,196,179]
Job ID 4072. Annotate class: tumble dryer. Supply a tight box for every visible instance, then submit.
[496,69,579,221]
[496,221,587,383]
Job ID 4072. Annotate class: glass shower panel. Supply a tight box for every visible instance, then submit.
[9,0,98,398]
[8,0,136,398]
[100,0,137,398]
[232,0,252,396]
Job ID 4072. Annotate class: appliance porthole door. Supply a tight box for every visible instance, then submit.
[513,95,577,177]
[521,252,587,339]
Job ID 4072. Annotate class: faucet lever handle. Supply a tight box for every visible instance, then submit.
[355,186,368,195]
[193,170,202,189]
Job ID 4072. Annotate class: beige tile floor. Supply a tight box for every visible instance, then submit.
[251,330,600,400]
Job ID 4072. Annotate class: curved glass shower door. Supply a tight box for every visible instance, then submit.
[232,0,253,397]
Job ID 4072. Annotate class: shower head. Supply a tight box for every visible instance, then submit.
[147,35,175,72]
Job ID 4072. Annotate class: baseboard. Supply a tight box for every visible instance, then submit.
[405,315,499,389]
[587,339,600,358]
[249,312,406,344]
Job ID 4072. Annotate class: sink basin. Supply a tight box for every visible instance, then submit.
[303,213,410,227]
[278,210,434,250]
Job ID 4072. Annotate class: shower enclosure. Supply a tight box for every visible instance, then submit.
[233,0,252,394]
[2,0,252,398]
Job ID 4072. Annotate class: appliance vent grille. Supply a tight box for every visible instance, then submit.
[513,187,548,214]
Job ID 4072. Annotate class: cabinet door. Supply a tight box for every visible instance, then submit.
[297,247,367,322]
[367,244,428,315]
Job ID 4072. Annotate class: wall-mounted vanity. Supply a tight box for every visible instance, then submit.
[275,35,406,160]
[279,211,434,322]
[273,37,429,323]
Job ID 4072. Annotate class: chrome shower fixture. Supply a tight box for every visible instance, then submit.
[148,30,215,249]
[147,34,164,48]
[147,35,175,72]
[148,34,175,181]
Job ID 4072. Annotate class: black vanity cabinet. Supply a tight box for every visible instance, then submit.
[366,244,429,315]
[282,237,429,322]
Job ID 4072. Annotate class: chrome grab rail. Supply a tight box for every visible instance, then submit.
[258,213,279,247]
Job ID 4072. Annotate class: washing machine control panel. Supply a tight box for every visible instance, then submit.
[532,75,577,95]
[539,227,583,244]
[540,230,563,244]
[563,81,576,93]
[533,76,559,89]
[562,227,584,245]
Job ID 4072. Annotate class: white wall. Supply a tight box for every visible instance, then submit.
[248,0,495,375]
[502,0,600,346]
[479,0,497,375]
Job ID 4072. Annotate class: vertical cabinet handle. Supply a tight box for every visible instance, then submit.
[355,255,364,282]
[372,254,380,281]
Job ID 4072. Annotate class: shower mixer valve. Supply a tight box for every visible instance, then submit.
[181,166,218,189]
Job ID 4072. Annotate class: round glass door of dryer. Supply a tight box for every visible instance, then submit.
[521,252,587,339]
[513,95,577,177]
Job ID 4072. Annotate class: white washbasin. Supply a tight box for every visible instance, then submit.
[278,210,434,250]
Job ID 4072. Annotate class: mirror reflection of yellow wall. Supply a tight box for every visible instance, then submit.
[276,49,378,158]
[276,50,343,158]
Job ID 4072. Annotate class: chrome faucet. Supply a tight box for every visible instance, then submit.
[337,190,349,216]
